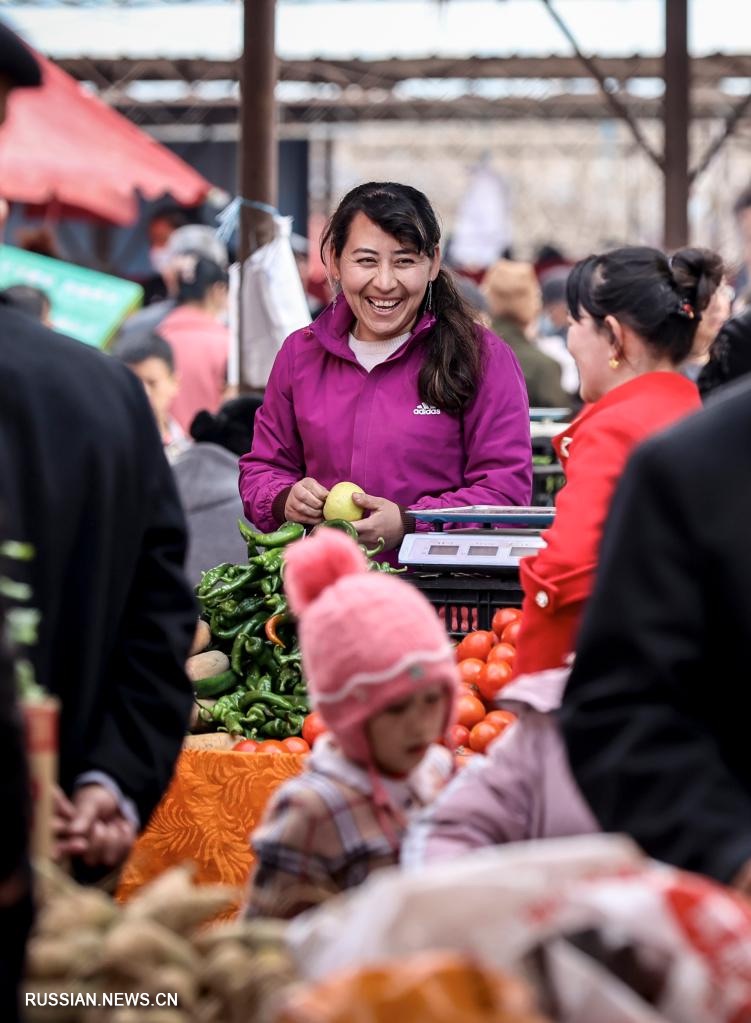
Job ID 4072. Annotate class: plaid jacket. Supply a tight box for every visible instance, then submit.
[246,737,453,919]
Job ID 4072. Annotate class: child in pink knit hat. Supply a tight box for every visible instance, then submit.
[246,528,458,919]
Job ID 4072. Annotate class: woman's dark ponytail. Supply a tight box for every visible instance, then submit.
[419,268,482,414]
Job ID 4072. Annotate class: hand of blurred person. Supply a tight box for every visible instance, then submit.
[51,785,76,861]
[285,478,329,525]
[351,493,405,550]
[56,784,136,869]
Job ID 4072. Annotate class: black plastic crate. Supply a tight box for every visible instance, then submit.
[407,570,523,639]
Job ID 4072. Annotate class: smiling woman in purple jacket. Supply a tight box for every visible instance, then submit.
[239,182,532,551]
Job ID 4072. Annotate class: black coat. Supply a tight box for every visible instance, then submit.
[0,301,196,828]
[561,376,751,884]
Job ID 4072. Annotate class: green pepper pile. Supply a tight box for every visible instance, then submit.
[192,519,407,739]
[193,520,307,739]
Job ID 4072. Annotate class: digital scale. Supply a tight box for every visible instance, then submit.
[398,506,554,572]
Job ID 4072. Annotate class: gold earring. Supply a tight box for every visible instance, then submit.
[608,356,620,370]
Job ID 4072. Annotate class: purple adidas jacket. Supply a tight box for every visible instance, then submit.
[401,668,599,867]
[239,298,532,531]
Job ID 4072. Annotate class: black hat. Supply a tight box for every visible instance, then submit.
[0,21,41,88]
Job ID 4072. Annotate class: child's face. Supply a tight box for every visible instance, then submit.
[366,684,448,777]
[127,357,179,427]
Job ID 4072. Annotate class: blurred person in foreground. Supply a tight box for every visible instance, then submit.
[0,22,196,890]
[0,25,44,1021]
[0,284,50,324]
[172,395,263,584]
[561,373,751,892]
[112,330,190,461]
[481,258,571,410]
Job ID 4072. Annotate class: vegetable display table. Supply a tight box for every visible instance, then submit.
[117,749,305,908]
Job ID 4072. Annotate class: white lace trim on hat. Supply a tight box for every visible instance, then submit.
[315,643,455,704]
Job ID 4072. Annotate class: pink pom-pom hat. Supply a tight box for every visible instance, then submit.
[284,529,458,764]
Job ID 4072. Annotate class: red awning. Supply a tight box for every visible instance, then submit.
[0,51,213,225]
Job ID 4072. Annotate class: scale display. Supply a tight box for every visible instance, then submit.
[399,531,547,570]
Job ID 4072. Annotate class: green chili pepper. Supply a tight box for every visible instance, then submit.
[264,593,287,615]
[260,574,282,596]
[250,548,285,571]
[230,620,261,674]
[241,705,269,728]
[260,718,295,739]
[361,537,386,558]
[240,689,296,714]
[195,668,240,698]
[238,519,305,549]
[224,595,267,621]
[201,565,261,604]
[196,562,233,595]
[317,519,359,540]
[208,615,248,641]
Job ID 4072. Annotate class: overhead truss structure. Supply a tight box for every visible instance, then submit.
[55,52,751,128]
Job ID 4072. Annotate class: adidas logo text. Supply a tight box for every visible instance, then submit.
[413,402,441,415]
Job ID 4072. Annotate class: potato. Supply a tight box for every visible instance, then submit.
[26,930,103,979]
[101,919,197,977]
[185,650,230,682]
[183,733,237,751]
[124,866,240,935]
[36,888,119,937]
[190,618,212,657]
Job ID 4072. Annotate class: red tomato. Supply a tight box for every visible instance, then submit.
[501,619,522,647]
[487,642,516,666]
[254,740,287,754]
[468,719,503,753]
[302,711,327,747]
[456,692,486,730]
[458,658,485,687]
[232,739,259,753]
[491,607,522,639]
[455,630,496,663]
[282,736,311,754]
[484,709,518,736]
[448,723,470,749]
[476,660,514,702]
[454,747,477,770]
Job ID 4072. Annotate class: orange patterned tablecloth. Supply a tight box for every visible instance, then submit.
[117,749,305,904]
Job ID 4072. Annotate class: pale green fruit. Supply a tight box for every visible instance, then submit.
[323,481,365,522]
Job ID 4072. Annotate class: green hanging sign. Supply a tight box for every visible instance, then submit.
[0,245,143,349]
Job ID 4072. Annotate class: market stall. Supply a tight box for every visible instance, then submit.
[117,749,305,909]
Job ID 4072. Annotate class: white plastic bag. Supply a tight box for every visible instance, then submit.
[285,833,751,1023]
[239,215,310,389]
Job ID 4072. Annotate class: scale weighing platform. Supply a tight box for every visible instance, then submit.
[398,505,554,573]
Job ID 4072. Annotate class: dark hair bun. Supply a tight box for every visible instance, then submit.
[669,247,724,316]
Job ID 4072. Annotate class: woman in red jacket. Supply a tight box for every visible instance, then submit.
[513,245,723,677]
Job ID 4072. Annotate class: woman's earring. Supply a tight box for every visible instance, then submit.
[608,355,620,370]
[331,278,339,311]
[426,280,433,312]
